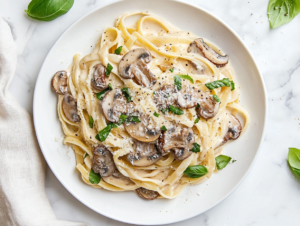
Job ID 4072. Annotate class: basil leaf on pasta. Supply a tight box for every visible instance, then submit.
[184,165,208,178]
[174,76,182,91]
[89,169,101,184]
[118,114,140,124]
[169,68,174,73]
[154,112,160,117]
[205,78,235,91]
[213,95,220,102]
[96,123,118,142]
[194,117,200,124]
[114,46,123,55]
[191,143,200,153]
[105,63,113,76]
[96,89,109,100]
[89,116,94,128]
[169,105,184,115]
[176,75,194,84]
[161,126,167,131]
[84,153,89,159]
[215,155,232,170]
[121,87,131,102]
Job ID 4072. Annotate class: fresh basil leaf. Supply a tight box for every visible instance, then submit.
[96,88,109,100]
[268,0,300,29]
[161,108,169,114]
[191,143,200,153]
[154,112,160,117]
[292,167,300,178]
[89,116,94,128]
[174,76,182,91]
[121,87,131,102]
[118,114,140,125]
[184,165,208,178]
[169,105,184,115]
[169,68,174,73]
[153,91,156,95]
[25,0,74,21]
[196,103,200,109]
[205,78,234,91]
[96,123,117,142]
[288,148,300,170]
[105,63,113,76]
[213,95,220,102]
[194,117,200,124]
[215,155,232,170]
[84,153,89,159]
[177,75,194,84]
[89,169,101,184]
[114,46,123,55]
[108,83,113,90]
[161,126,167,131]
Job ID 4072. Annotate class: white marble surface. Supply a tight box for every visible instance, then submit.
[1,0,300,225]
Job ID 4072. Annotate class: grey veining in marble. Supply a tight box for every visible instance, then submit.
[1,0,300,225]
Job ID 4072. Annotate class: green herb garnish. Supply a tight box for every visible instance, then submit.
[215,155,232,170]
[174,75,182,91]
[161,126,167,131]
[84,153,89,159]
[213,95,220,102]
[169,105,184,115]
[191,143,201,153]
[205,78,235,91]
[118,114,140,125]
[95,123,118,142]
[169,67,174,73]
[114,46,123,55]
[108,83,113,90]
[121,87,131,103]
[161,108,169,114]
[89,116,94,128]
[177,75,194,84]
[89,168,101,184]
[288,148,300,178]
[184,165,208,178]
[194,117,200,124]
[96,89,109,100]
[154,112,160,117]
[105,63,113,76]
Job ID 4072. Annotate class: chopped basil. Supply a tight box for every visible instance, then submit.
[161,108,169,114]
[174,75,182,91]
[154,112,160,117]
[196,103,200,109]
[191,143,200,153]
[118,114,140,125]
[213,95,220,102]
[121,87,131,103]
[95,123,118,142]
[89,116,94,128]
[205,78,235,91]
[153,91,156,95]
[114,46,123,55]
[84,153,89,159]
[169,105,184,115]
[161,126,167,131]
[158,77,160,79]
[184,165,208,178]
[177,75,194,84]
[96,89,109,100]
[232,159,237,163]
[215,155,232,170]
[105,63,113,76]
[89,168,101,184]
[169,67,174,73]
[108,83,113,90]
[194,117,200,124]
[288,148,300,178]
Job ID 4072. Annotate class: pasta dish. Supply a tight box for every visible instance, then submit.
[50,12,249,200]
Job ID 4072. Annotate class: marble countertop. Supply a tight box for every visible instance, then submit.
[2,0,300,225]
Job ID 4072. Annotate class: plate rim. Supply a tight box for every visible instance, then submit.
[33,0,268,224]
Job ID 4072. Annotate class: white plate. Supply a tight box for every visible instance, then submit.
[33,0,267,224]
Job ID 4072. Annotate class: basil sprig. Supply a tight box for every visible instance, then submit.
[174,75,194,91]
[105,63,113,76]
[184,165,208,178]
[288,148,300,178]
[121,87,131,102]
[114,46,123,55]
[191,143,200,153]
[169,105,184,115]
[205,78,235,91]
[89,116,94,128]
[96,83,113,100]
[89,169,101,184]
[215,155,232,170]
[25,0,74,21]
[161,126,167,131]
[95,123,117,142]
[268,0,300,29]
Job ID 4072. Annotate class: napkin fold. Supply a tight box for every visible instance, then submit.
[0,18,88,226]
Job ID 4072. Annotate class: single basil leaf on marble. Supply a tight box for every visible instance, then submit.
[89,116,94,128]
[176,75,194,84]
[105,63,113,76]
[215,155,232,170]
[288,148,300,172]
[169,105,184,115]
[25,0,74,21]
[114,46,123,55]
[121,87,131,102]
[184,165,208,178]
[161,126,167,131]
[268,0,300,29]
[191,143,201,153]
[89,169,101,184]
[84,153,89,159]
[96,88,109,100]
[96,123,117,142]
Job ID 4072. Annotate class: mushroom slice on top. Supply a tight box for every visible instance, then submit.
[154,85,177,111]
[136,187,159,200]
[92,145,116,177]
[118,48,157,88]
[124,114,161,143]
[127,140,162,167]
[91,63,108,91]
[51,71,68,95]
[223,114,242,143]
[101,88,135,123]
[62,94,81,123]
[188,38,229,67]
[196,93,220,120]
[157,127,194,161]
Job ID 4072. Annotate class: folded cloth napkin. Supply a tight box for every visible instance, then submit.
[0,18,89,226]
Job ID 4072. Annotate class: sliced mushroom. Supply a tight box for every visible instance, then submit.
[196,94,220,119]
[224,114,242,142]
[188,38,229,67]
[124,114,161,143]
[51,71,68,95]
[127,140,162,166]
[91,63,108,91]
[92,145,116,177]
[157,127,194,161]
[135,187,159,200]
[154,85,177,111]
[118,48,157,87]
[62,94,81,122]
[101,88,135,123]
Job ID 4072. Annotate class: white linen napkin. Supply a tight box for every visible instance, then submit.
[0,18,89,226]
